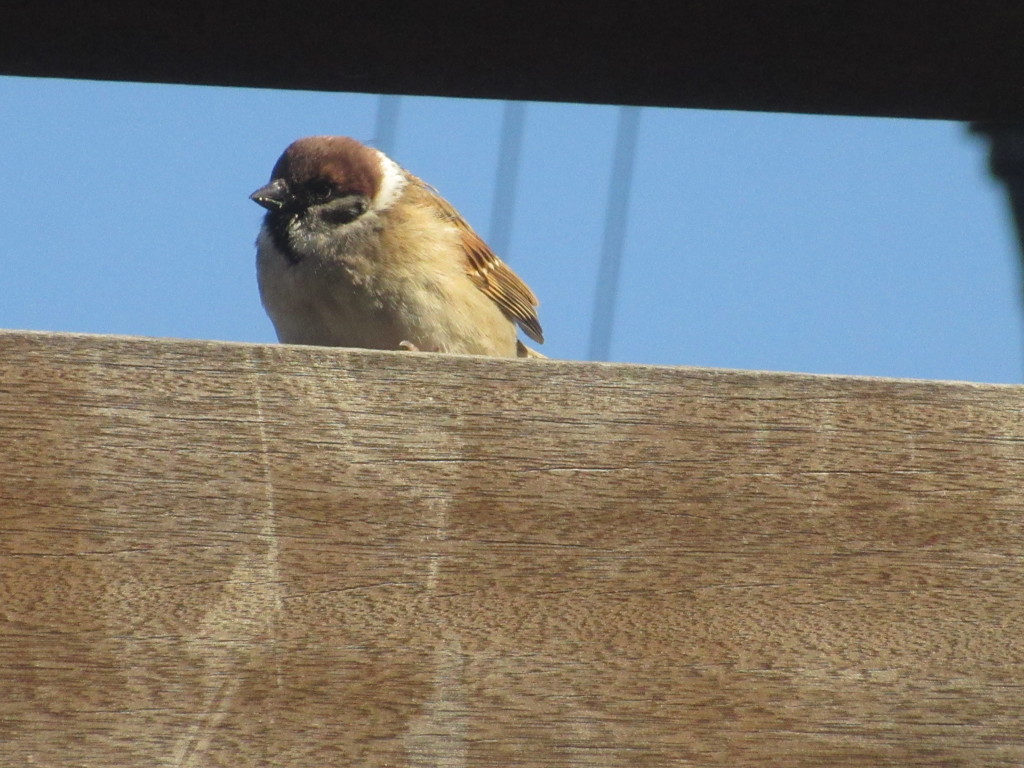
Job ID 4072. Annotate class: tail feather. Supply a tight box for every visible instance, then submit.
[516,340,546,359]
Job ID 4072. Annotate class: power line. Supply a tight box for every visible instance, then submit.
[373,95,401,156]
[489,101,527,257]
[589,106,641,361]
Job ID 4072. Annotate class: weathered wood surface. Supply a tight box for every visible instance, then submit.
[1,330,1023,767]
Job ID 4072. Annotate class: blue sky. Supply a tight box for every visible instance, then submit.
[1,75,1020,383]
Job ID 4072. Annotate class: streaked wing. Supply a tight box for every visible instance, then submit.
[412,177,544,344]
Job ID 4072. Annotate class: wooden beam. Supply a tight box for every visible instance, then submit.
[1,2,1023,120]
[2,330,1023,766]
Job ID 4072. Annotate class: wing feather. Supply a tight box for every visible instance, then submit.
[412,177,544,344]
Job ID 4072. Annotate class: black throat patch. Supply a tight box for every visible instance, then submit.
[264,212,302,266]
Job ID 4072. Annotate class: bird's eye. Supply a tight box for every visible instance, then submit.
[306,179,334,202]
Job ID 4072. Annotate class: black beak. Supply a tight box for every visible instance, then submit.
[250,178,292,211]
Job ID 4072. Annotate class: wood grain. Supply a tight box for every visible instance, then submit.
[1,330,1023,767]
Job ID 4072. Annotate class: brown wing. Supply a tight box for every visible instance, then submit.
[412,177,544,344]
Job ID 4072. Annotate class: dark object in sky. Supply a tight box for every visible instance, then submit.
[973,124,1024,313]
[1,2,1022,121]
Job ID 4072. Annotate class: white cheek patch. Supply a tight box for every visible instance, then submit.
[373,152,409,212]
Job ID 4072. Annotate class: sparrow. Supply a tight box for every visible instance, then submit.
[250,136,544,358]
